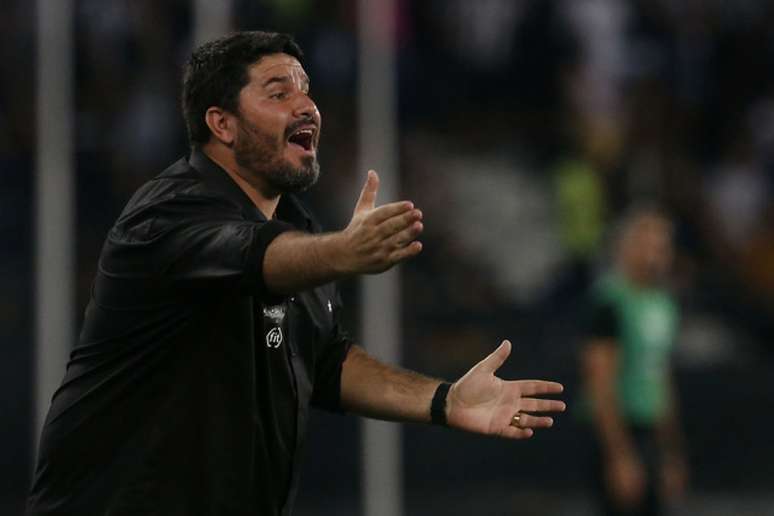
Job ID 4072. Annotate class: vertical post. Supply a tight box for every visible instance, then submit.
[34,0,75,451]
[358,1,403,516]
[193,0,233,47]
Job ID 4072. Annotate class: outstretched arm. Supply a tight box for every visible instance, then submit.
[340,340,565,439]
[263,170,423,295]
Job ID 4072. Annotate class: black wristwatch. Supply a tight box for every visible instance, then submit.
[430,382,452,426]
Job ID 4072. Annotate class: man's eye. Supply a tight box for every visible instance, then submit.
[269,92,287,100]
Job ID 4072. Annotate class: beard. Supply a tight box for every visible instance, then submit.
[233,116,320,195]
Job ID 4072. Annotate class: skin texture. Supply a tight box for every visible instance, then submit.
[618,214,674,287]
[203,54,424,294]
[203,54,322,216]
[444,340,565,438]
[341,340,565,439]
[581,213,688,509]
[231,60,320,195]
[200,52,566,440]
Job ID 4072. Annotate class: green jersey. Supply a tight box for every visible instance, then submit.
[586,273,679,425]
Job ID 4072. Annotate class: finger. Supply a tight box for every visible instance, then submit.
[516,380,564,397]
[387,240,423,264]
[354,170,379,215]
[477,340,512,374]
[512,412,554,429]
[518,398,566,413]
[377,209,423,239]
[384,220,423,248]
[368,201,416,226]
[500,425,534,440]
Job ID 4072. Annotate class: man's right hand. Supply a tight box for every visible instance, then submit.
[263,170,424,295]
[333,170,423,274]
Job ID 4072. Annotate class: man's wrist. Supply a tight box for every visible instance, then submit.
[430,382,452,426]
[316,232,349,277]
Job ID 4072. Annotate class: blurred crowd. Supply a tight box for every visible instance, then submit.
[2,0,773,514]
[398,0,774,352]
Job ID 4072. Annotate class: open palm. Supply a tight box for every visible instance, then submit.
[446,340,566,439]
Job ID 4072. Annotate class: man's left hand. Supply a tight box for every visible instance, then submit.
[446,340,565,439]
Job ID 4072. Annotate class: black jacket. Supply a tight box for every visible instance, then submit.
[28,150,352,515]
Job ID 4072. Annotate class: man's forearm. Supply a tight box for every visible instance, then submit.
[340,340,566,440]
[263,231,347,295]
[340,345,441,423]
[261,190,424,295]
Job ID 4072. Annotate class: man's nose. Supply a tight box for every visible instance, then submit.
[292,93,318,121]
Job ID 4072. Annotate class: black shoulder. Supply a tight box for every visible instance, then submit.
[110,158,242,244]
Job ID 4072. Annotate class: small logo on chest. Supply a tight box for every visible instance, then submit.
[266,327,284,348]
[262,304,287,349]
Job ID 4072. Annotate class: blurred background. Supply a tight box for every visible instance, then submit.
[3,0,774,515]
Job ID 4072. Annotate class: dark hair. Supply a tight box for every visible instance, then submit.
[182,31,303,148]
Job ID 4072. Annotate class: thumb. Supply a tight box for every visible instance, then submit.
[477,340,512,374]
[354,170,379,214]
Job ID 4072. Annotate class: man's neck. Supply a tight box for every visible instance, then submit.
[200,142,280,220]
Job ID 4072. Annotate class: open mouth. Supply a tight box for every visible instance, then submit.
[288,127,315,152]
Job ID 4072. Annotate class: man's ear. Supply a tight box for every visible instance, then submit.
[204,106,237,146]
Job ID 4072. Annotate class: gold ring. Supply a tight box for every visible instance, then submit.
[510,413,523,428]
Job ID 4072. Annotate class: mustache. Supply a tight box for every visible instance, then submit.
[284,116,318,139]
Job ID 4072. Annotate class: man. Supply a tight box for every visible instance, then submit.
[580,208,688,516]
[28,31,565,516]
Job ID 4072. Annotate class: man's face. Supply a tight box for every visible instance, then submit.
[233,53,322,195]
[620,215,674,284]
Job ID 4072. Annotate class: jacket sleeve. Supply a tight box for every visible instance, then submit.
[310,289,353,411]
[100,193,294,298]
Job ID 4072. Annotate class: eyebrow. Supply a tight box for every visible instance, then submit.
[261,74,310,89]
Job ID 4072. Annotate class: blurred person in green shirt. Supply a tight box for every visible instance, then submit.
[580,207,688,516]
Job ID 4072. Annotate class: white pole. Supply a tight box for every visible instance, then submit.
[34,0,75,452]
[358,1,403,516]
[193,0,233,47]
